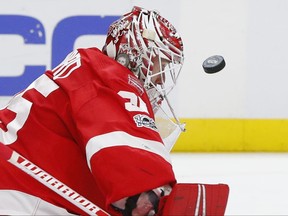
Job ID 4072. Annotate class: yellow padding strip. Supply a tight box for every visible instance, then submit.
[172,118,288,152]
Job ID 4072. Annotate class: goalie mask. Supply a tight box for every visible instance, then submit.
[103,6,185,150]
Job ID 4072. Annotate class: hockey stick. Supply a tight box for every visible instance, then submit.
[0,143,110,216]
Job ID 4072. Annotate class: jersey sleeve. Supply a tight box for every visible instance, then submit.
[47,48,176,210]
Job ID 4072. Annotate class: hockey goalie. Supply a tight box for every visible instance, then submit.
[0,6,229,215]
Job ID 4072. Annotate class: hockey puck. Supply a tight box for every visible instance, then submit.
[202,55,226,74]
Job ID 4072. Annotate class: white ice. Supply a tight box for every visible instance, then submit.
[171,153,288,215]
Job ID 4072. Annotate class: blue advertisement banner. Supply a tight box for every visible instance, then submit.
[0,15,119,96]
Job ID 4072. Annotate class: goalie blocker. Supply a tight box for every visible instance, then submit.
[157,183,229,216]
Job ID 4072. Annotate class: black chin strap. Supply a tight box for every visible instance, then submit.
[122,194,141,216]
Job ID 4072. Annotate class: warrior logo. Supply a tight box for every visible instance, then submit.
[133,114,157,131]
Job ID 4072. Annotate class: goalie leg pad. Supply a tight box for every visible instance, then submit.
[158,183,229,216]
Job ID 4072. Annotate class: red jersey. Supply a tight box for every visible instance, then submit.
[0,48,176,215]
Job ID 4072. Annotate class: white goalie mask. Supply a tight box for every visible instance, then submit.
[103,6,185,150]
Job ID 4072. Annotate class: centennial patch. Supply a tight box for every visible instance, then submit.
[133,114,157,131]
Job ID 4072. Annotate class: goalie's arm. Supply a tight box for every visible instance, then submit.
[0,143,110,216]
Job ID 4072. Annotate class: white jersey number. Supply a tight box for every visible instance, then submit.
[0,75,59,145]
[118,91,148,113]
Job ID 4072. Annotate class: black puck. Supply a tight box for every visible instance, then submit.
[202,55,226,74]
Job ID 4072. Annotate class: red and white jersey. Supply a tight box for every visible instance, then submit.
[0,48,176,215]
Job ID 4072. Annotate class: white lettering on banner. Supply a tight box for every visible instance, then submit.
[0,75,59,145]
[52,50,81,80]
[118,91,148,113]
[85,131,171,169]
[13,152,100,213]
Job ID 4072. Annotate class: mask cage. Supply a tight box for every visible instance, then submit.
[143,46,183,97]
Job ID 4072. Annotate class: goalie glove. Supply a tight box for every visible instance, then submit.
[157,183,229,216]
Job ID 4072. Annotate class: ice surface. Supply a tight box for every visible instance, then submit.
[171,153,288,215]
